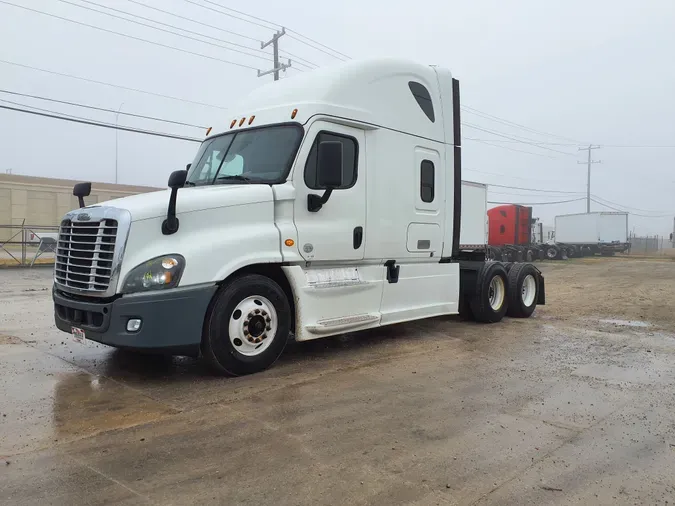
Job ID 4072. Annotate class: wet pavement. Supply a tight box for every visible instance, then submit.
[1,264,675,505]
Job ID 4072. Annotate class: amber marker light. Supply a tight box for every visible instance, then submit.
[291,108,298,119]
[284,239,295,247]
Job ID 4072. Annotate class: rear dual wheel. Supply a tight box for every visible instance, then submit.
[470,263,509,323]
[506,263,540,318]
[469,262,541,323]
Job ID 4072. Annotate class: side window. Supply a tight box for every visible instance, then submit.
[304,132,358,189]
[420,160,435,203]
[408,82,435,122]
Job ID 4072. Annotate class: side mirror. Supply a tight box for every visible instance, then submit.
[316,141,343,188]
[73,182,92,208]
[162,170,187,235]
[308,141,343,212]
[186,163,191,172]
[168,169,187,189]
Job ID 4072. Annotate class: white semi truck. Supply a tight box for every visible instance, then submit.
[53,58,545,376]
[554,212,629,257]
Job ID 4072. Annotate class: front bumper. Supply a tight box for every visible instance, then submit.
[53,284,218,356]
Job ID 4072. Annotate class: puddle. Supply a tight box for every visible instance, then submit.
[598,319,651,328]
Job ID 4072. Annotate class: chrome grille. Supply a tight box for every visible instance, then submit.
[55,218,118,292]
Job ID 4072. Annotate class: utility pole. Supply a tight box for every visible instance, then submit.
[578,145,601,213]
[257,28,291,81]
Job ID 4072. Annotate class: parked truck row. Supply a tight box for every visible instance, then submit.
[484,204,629,261]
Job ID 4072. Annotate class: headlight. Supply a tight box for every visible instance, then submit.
[121,255,185,294]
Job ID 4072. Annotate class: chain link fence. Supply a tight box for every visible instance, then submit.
[0,222,59,266]
[628,233,672,256]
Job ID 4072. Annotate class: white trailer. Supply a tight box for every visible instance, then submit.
[554,212,629,256]
[52,58,546,376]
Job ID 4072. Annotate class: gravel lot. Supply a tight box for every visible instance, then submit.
[1,258,675,505]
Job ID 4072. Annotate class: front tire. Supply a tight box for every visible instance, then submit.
[202,274,291,376]
[506,263,540,318]
[470,263,509,323]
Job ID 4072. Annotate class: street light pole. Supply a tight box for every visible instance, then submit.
[114,102,125,184]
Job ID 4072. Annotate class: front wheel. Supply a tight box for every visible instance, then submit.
[202,274,291,376]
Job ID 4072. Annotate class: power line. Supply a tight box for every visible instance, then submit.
[488,198,586,205]
[181,0,275,30]
[463,122,578,156]
[181,0,347,62]
[461,104,587,144]
[0,89,207,129]
[57,0,274,62]
[286,33,349,61]
[286,29,351,60]
[590,198,672,218]
[467,138,580,147]
[0,1,259,70]
[0,59,227,110]
[487,183,584,194]
[468,139,675,149]
[276,50,316,70]
[125,0,260,42]
[600,144,675,148]
[463,167,572,186]
[0,97,90,122]
[190,0,279,30]
[591,194,672,215]
[467,138,563,159]
[489,190,585,198]
[127,0,318,68]
[0,103,202,142]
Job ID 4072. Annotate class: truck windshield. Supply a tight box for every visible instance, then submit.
[186,124,303,186]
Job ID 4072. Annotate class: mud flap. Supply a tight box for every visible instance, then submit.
[537,274,546,305]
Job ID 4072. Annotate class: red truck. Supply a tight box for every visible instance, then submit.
[487,204,563,261]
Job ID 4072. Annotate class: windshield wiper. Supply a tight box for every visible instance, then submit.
[216,175,254,184]
[184,181,196,186]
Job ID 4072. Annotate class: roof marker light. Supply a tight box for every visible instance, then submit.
[230,119,236,129]
[248,115,255,125]
[206,127,212,136]
[291,108,298,119]
[239,117,246,126]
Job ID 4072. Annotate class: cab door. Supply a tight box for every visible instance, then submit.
[293,122,366,262]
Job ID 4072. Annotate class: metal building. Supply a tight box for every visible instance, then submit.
[0,173,158,241]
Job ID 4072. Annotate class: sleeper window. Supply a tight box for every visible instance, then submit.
[420,160,435,203]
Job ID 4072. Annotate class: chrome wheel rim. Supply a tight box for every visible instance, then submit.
[228,295,277,357]
[488,275,505,311]
[521,274,537,307]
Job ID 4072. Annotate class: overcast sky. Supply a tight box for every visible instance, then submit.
[1,0,674,234]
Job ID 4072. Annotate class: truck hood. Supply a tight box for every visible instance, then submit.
[92,185,275,222]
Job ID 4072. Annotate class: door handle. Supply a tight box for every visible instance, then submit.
[353,226,363,249]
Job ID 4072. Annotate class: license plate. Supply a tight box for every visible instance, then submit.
[71,326,86,344]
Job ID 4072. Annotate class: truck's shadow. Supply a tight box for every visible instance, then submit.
[101,315,466,383]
